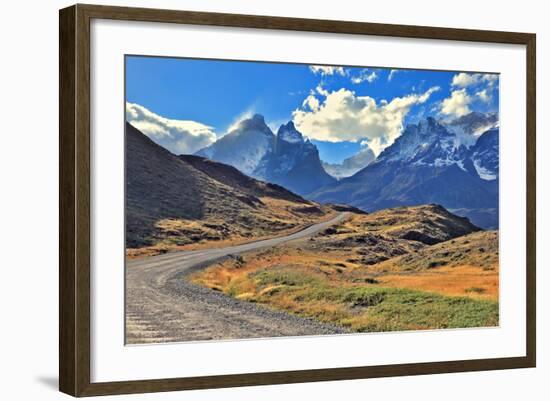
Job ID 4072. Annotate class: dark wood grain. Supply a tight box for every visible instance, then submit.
[59,3,537,397]
[76,356,533,396]
[79,3,533,44]
[525,34,537,367]
[75,4,92,395]
[59,5,76,396]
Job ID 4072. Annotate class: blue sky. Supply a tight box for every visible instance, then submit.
[125,56,499,162]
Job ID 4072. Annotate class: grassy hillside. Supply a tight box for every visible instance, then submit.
[305,204,481,266]
[126,123,335,258]
[373,230,498,272]
[191,205,498,332]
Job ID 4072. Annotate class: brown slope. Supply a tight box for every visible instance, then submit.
[363,204,481,245]
[126,122,332,251]
[372,230,498,272]
[306,204,481,266]
[178,154,309,204]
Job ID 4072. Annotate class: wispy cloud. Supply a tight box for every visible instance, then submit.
[309,65,347,76]
[350,69,378,84]
[126,102,216,155]
[267,118,288,134]
[225,106,257,134]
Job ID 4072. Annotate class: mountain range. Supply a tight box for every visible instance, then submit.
[196,115,335,195]
[322,145,375,179]
[311,115,499,228]
[148,110,499,230]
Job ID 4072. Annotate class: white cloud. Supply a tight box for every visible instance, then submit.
[451,72,499,88]
[359,139,371,148]
[388,69,398,81]
[440,89,472,117]
[476,89,491,103]
[315,84,329,97]
[292,86,439,156]
[302,95,320,111]
[225,107,256,133]
[484,74,499,87]
[451,73,478,87]
[126,102,216,155]
[351,69,378,84]
[309,65,347,76]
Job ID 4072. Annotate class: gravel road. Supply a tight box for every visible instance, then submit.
[126,212,349,344]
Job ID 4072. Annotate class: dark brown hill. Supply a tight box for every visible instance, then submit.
[178,154,308,204]
[126,123,333,252]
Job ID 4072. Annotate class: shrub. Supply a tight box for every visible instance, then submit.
[428,260,447,269]
[465,287,486,294]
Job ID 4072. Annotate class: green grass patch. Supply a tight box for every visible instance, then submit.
[253,268,321,287]
[245,267,499,332]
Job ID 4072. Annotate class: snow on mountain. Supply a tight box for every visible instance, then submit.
[311,113,499,229]
[277,121,304,144]
[445,111,499,148]
[256,122,308,176]
[196,114,274,175]
[323,144,375,179]
[196,116,335,195]
[373,114,499,179]
[376,117,468,171]
[469,128,499,181]
[196,111,499,226]
[254,121,335,194]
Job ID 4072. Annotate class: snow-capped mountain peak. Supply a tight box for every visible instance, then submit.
[230,113,272,136]
[323,143,375,179]
[277,121,304,144]
[469,128,499,181]
[311,113,500,229]
[445,111,499,148]
[195,114,274,175]
[197,116,334,195]
[254,121,334,194]
[369,114,498,180]
[377,117,454,165]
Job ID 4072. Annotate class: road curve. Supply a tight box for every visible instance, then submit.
[126,212,349,344]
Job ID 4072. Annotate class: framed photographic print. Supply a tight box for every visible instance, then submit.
[59,4,536,397]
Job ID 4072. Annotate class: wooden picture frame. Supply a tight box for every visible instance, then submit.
[59,3,536,397]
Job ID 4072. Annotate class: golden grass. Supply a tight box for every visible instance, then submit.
[377,265,498,300]
[190,225,500,332]
[191,254,498,332]
[192,245,498,302]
